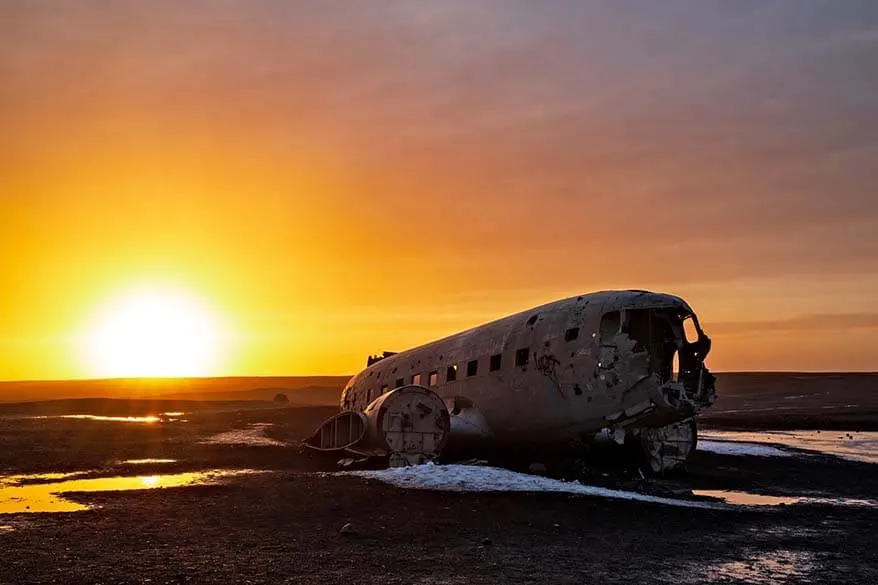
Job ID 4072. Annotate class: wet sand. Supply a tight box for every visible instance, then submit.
[0,387,877,584]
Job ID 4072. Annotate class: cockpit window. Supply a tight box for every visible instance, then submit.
[682,316,699,343]
[599,311,620,341]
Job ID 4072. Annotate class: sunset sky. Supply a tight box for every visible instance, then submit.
[2,1,877,380]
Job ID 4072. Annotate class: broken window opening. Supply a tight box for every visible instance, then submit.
[682,316,699,344]
[625,308,683,384]
[395,378,404,388]
[526,314,539,327]
[428,371,438,386]
[366,389,372,404]
[599,311,621,341]
[490,354,502,371]
[446,364,458,382]
[515,348,529,367]
[467,360,479,377]
[565,327,579,342]
[412,373,422,385]
[380,384,388,395]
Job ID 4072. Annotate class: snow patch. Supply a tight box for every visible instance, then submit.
[341,463,724,509]
[201,423,285,447]
[698,440,794,458]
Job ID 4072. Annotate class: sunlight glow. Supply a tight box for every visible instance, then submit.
[83,287,224,378]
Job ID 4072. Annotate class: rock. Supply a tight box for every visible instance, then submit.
[528,463,548,474]
[481,538,493,546]
[273,393,289,403]
[339,523,355,536]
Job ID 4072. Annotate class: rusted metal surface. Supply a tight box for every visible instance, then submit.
[321,290,716,472]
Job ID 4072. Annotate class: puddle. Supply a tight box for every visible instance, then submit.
[677,549,819,584]
[26,413,189,424]
[202,423,285,447]
[120,459,178,465]
[0,470,260,514]
[693,490,802,506]
[700,430,878,463]
[693,489,878,508]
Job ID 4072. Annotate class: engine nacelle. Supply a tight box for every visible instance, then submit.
[305,385,450,467]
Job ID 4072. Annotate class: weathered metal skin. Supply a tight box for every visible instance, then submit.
[317,290,716,471]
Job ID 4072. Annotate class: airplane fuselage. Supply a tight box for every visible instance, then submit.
[337,290,716,459]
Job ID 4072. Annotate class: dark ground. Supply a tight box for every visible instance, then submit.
[1,374,877,584]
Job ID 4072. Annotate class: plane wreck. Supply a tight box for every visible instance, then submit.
[305,290,716,473]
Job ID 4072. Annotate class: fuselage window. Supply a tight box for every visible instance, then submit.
[466,360,479,377]
[428,371,438,386]
[515,348,529,367]
[380,384,388,395]
[446,364,458,381]
[565,327,580,342]
[490,353,502,371]
[412,373,422,385]
[395,377,404,388]
[600,311,621,341]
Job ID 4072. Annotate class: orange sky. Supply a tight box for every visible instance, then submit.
[1,1,877,380]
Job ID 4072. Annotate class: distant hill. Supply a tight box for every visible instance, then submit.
[0,376,349,405]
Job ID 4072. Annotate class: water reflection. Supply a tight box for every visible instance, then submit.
[693,490,802,506]
[120,459,178,465]
[693,489,878,508]
[0,470,259,514]
[700,430,878,464]
[60,415,161,423]
[26,413,191,424]
[694,549,817,584]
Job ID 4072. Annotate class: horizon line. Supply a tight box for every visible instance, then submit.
[1,370,877,384]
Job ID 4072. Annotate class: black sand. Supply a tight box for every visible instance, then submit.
[1,375,877,584]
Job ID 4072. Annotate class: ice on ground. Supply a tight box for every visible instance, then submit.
[201,423,285,447]
[342,463,724,509]
[698,440,794,458]
[700,430,878,464]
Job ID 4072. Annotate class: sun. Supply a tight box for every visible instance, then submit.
[83,287,224,378]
